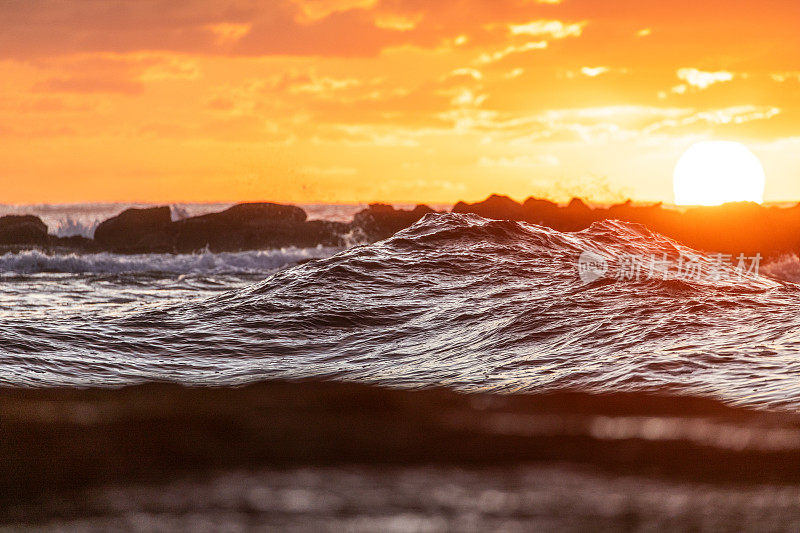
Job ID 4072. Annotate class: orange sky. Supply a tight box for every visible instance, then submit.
[2,0,799,204]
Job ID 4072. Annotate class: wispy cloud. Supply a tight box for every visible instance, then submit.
[581,66,609,77]
[508,20,586,39]
[476,41,548,64]
[676,68,734,90]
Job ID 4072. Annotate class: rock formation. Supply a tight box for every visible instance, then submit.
[93,206,173,253]
[0,215,49,245]
[173,203,346,252]
[351,203,436,242]
[8,196,800,258]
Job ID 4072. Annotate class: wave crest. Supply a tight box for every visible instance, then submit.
[0,247,339,274]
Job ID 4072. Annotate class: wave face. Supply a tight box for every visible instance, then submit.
[3,213,800,410]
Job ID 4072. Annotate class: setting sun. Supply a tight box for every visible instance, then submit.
[673,141,766,206]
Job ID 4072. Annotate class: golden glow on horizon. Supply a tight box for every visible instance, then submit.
[673,142,766,206]
[0,1,799,204]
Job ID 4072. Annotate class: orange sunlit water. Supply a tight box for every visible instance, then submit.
[1,0,799,204]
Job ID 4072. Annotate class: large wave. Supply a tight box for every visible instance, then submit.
[3,213,800,411]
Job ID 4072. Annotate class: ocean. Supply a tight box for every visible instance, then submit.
[6,204,800,528]
[2,204,800,409]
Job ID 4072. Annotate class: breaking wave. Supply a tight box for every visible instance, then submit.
[0,247,340,275]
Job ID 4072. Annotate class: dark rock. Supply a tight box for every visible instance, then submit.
[522,197,560,225]
[48,235,98,251]
[203,203,307,225]
[351,203,436,241]
[452,194,525,221]
[0,215,48,245]
[94,206,174,252]
[302,220,351,247]
[554,198,595,230]
[566,197,591,212]
[676,202,789,256]
[173,203,337,252]
[11,192,800,258]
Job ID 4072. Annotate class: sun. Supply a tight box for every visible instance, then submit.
[673,141,766,206]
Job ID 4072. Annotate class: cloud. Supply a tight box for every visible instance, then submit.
[771,72,800,83]
[205,23,252,45]
[427,104,784,148]
[0,1,584,60]
[139,58,200,81]
[676,68,734,90]
[476,41,548,65]
[581,66,609,77]
[291,0,378,23]
[444,68,484,81]
[289,75,362,94]
[643,106,780,134]
[508,20,586,39]
[448,88,486,107]
[373,12,423,31]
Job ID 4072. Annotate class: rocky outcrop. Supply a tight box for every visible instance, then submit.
[0,215,49,245]
[350,203,436,242]
[93,206,174,253]
[453,194,525,221]
[173,203,346,252]
[522,197,560,224]
[10,195,800,258]
[452,194,800,258]
[453,195,596,230]
[88,203,350,253]
[673,202,800,257]
[88,202,437,252]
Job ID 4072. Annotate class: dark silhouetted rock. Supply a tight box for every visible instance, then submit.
[0,215,48,245]
[351,203,436,241]
[93,206,174,253]
[675,202,795,256]
[10,192,800,258]
[207,203,307,225]
[173,202,343,252]
[48,235,98,251]
[452,194,525,221]
[452,195,600,230]
[454,194,800,258]
[522,198,560,225]
[565,197,591,212]
[302,220,351,246]
[553,197,595,230]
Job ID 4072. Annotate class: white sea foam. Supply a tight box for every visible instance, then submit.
[0,247,340,275]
